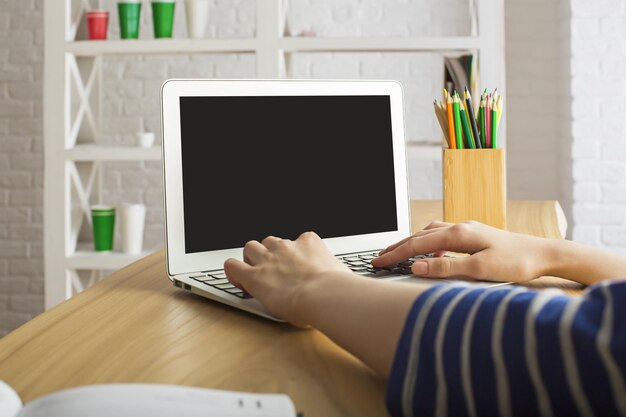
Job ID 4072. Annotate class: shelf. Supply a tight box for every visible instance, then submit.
[66,38,258,56]
[66,251,152,270]
[66,145,162,161]
[281,36,482,53]
[65,36,481,56]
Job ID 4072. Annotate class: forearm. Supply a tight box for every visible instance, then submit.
[296,273,429,378]
[543,239,626,285]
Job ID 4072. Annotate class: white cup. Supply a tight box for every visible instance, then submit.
[185,0,210,39]
[120,204,146,255]
[136,132,155,148]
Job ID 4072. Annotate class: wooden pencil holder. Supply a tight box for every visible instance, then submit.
[443,148,507,229]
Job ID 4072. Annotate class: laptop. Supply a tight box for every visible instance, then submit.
[161,79,440,321]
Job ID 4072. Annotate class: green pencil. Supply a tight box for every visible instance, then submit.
[464,87,481,149]
[479,96,486,148]
[460,104,475,149]
[491,106,498,148]
[453,94,463,149]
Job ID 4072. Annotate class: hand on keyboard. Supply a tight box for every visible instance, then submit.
[339,252,435,278]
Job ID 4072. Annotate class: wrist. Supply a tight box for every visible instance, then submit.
[290,271,357,327]
[539,238,574,277]
[545,240,626,285]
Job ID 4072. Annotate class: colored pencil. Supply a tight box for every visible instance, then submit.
[459,101,475,149]
[433,100,450,147]
[464,87,481,149]
[446,95,456,149]
[485,94,492,148]
[433,87,503,150]
[460,92,475,148]
[452,93,463,149]
[479,96,486,148]
[491,106,498,149]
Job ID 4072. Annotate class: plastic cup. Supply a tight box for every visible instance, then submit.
[91,206,116,252]
[86,10,109,40]
[118,1,142,39]
[185,0,210,39]
[120,204,146,255]
[151,1,176,39]
[136,132,155,148]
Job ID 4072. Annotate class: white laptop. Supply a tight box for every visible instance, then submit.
[161,79,439,321]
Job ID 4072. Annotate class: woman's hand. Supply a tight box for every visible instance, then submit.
[372,221,555,283]
[224,232,353,326]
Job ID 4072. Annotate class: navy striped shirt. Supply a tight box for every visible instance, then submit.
[387,281,626,417]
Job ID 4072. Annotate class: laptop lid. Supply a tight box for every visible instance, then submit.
[161,79,411,276]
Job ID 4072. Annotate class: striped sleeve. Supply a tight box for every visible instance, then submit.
[386,280,626,417]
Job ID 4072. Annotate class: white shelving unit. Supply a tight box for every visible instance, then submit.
[44,0,505,309]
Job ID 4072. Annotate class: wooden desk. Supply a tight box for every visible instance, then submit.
[0,200,578,416]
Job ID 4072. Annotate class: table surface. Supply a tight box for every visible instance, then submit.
[0,200,583,416]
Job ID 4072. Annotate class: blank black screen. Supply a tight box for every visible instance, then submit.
[180,95,398,253]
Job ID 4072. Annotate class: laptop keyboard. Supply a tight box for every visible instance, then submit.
[187,250,436,299]
[189,271,253,299]
[338,251,435,277]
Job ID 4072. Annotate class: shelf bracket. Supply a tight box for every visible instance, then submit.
[68,55,100,147]
[68,161,100,252]
[68,269,84,294]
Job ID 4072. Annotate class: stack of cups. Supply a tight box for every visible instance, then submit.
[151,0,176,38]
[118,0,142,39]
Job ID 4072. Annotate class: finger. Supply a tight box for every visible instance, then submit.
[261,235,283,250]
[411,256,481,279]
[423,220,453,230]
[243,240,268,265]
[378,223,452,255]
[297,231,321,242]
[379,233,424,255]
[295,231,323,250]
[433,250,447,257]
[224,258,255,290]
[373,229,458,267]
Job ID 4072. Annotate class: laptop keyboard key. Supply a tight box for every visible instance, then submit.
[215,283,236,290]
[209,278,230,286]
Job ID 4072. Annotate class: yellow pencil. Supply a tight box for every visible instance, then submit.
[438,100,451,146]
[434,100,450,147]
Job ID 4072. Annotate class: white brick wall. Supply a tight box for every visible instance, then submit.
[0,0,44,336]
[0,0,580,335]
[505,0,567,201]
[570,0,626,255]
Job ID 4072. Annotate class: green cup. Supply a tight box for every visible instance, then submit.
[151,1,175,38]
[92,206,116,252]
[118,2,142,39]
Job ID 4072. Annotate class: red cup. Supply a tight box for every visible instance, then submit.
[86,10,109,40]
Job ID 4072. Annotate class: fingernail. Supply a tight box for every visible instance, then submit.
[412,261,428,275]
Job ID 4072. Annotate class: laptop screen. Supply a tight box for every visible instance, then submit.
[179,95,398,254]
